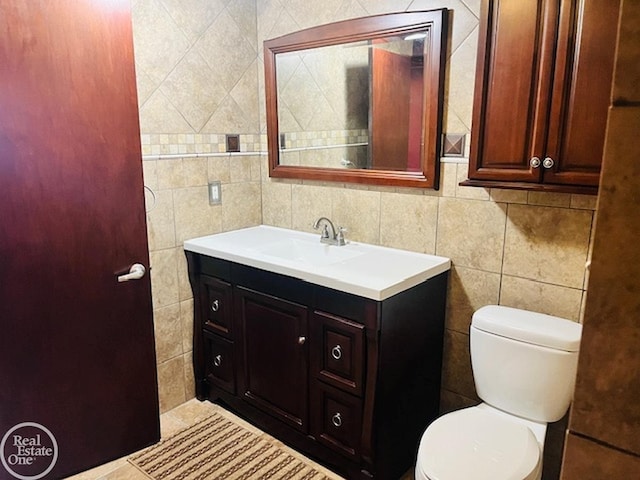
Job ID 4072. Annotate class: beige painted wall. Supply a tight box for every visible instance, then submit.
[132,3,597,477]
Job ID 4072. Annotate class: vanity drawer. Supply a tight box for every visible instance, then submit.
[200,275,233,338]
[311,311,365,396]
[204,331,235,394]
[311,381,362,460]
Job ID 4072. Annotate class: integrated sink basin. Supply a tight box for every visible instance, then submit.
[184,225,451,300]
[256,237,366,267]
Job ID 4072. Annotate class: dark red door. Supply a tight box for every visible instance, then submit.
[0,1,160,479]
[370,39,412,171]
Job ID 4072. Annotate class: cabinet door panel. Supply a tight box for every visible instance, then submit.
[236,286,309,432]
[543,0,620,186]
[469,0,558,182]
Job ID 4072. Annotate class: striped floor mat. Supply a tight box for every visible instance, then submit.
[128,412,332,480]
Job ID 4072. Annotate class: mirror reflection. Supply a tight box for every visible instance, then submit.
[277,34,426,172]
[264,10,448,188]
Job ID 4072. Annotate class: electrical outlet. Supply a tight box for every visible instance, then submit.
[208,181,221,205]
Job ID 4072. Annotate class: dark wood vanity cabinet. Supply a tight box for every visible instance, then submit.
[464,0,620,194]
[186,251,448,480]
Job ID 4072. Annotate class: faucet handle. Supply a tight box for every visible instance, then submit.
[336,226,347,245]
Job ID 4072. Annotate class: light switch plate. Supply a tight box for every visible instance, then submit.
[208,181,221,205]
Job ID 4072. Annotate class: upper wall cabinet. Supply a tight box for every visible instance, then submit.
[463,0,621,195]
[264,10,448,188]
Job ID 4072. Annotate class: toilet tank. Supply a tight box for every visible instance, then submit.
[470,305,582,423]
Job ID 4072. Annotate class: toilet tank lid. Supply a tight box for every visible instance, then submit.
[472,305,582,352]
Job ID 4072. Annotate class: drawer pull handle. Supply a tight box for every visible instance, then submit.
[213,354,222,367]
[298,336,306,345]
[331,345,342,360]
[211,300,220,312]
[331,412,342,428]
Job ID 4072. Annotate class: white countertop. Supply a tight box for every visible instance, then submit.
[184,225,451,301]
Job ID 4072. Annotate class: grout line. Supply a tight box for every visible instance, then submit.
[497,202,510,305]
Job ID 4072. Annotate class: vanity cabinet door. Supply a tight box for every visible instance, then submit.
[311,311,365,397]
[236,286,309,433]
[200,275,233,338]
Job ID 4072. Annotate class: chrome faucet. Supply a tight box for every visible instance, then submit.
[313,217,346,246]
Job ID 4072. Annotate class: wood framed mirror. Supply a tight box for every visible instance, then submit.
[264,10,448,188]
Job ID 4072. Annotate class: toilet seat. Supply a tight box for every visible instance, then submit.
[416,407,540,480]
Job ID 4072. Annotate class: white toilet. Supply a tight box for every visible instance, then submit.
[415,305,582,480]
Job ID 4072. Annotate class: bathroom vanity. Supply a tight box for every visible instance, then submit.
[184,226,450,479]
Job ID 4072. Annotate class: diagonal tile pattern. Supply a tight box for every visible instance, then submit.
[133,0,260,135]
[159,49,227,131]
[132,0,191,88]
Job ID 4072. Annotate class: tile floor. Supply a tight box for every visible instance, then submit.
[65,399,415,480]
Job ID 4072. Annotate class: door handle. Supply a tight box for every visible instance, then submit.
[117,263,146,282]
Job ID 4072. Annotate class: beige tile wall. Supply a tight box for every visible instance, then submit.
[142,154,261,411]
[132,0,263,412]
[133,0,598,440]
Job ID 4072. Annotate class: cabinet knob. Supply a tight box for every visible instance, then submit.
[331,345,342,360]
[530,156,541,168]
[331,412,342,428]
[298,336,306,345]
[211,299,220,312]
[213,354,222,367]
[543,157,555,169]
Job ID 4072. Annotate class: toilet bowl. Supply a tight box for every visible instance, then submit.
[415,305,582,480]
[415,404,543,480]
